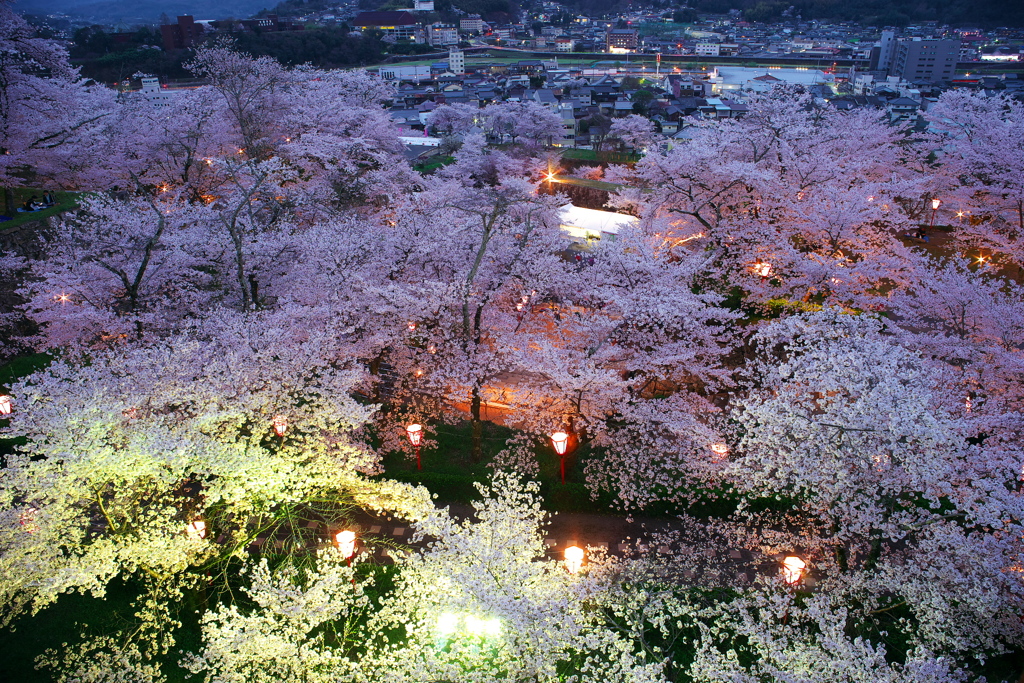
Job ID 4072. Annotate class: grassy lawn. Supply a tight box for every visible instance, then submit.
[559,148,640,164]
[550,175,624,192]
[0,189,80,230]
[413,155,455,174]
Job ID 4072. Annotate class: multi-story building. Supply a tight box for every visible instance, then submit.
[427,23,459,46]
[352,11,424,42]
[139,77,176,107]
[160,15,204,51]
[870,29,897,72]
[606,28,638,53]
[555,36,574,52]
[460,15,484,33]
[694,41,720,56]
[448,48,465,75]
[890,37,960,83]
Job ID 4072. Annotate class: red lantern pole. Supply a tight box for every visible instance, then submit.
[551,431,569,484]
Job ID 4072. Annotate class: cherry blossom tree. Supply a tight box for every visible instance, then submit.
[725,310,1024,656]
[426,102,480,138]
[926,90,1024,264]
[0,319,431,631]
[608,88,925,309]
[608,114,658,154]
[0,1,117,207]
[481,101,563,147]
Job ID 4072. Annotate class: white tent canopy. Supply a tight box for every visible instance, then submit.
[558,203,637,242]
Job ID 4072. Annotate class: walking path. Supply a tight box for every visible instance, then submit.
[249,505,809,586]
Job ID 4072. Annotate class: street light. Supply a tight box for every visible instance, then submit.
[0,395,11,416]
[929,198,941,229]
[564,545,584,573]
[551,431,570,484]
[406,423,423,470]
[781,555,806,585]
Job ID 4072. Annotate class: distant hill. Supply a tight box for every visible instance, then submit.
[558,0,1024,27]
[14,0,275,25]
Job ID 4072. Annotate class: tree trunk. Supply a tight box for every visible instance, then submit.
[470,384,483,463]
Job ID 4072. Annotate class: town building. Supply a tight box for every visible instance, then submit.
[427,24,459,46]
[160,15,205,51]
[460,15,484,33]
[890,38,960,83]
[352,11,424,42]
[606,28,638,53]
[694,42,720,56]
[448,47,465,75]
[139,77,176,107]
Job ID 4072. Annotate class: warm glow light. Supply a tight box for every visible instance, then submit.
[19,506,38,533]
[436,613,501,639]
[709,443,729,460]
[335,529,356,558]
[407,321,417,331]
[752,262,772,278]
[427,343,437,354]
[464,615,502,638]
[436,612,460,636]
[564,545,584,573]
[406,423,423,446]
[551,431,569,455]
[781,556,806,584]
[931,198,942,210]
[186,520,207,541]
[272,415,288,437]
[54,292,71,303]
[0,395,11,415]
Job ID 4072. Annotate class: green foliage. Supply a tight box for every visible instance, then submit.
[762,297,823,316]
[413,155,456,174]
[0,353,52,391]
[74,49,194,84]
[233,28,386,67]
[0,189,79,227]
